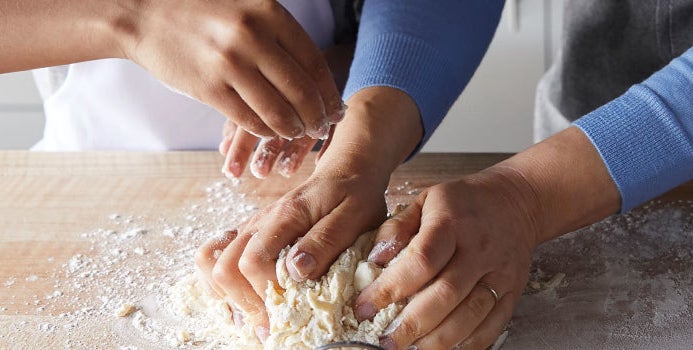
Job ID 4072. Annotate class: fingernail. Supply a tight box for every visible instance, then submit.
[368,240,395,264]
[277,153,297,178]
[355,301,376,321]
[250,160,268,179]
[292,123,306,139]
[407,346,419,350]
[287,251,316,281]
[231,307,244,329]
[327,103,348,123]
[379,336,396,350]
[227,161,242,178]
[255,326,269,343]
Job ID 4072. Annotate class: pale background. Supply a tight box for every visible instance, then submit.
[0,0,563,152]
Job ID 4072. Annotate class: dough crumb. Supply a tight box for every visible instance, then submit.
[115,303,137,317]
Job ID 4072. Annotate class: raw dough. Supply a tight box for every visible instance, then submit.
[169,231,404,349]
[264,232,402,349]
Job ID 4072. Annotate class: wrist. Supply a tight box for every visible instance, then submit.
[316,87,423,181]
[487,127,620,245]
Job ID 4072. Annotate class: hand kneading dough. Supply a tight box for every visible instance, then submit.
[264,231,403,349]
[170,231,404,349]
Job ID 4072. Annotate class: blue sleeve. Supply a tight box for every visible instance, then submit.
[574,47,693,212]
[342,0,504,155]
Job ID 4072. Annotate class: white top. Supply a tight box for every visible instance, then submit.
[32,0,335,151]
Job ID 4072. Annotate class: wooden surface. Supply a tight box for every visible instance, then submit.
[1,151,692,349]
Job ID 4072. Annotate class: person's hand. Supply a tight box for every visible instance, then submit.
[216,42,354,179]
[196,86,425,342]
[354,171,540,350]
[195,162,389,340]
[120,0,344,140]
[218,119,322,178]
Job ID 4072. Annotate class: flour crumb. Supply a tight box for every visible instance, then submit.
[25,275,39,282]
[115,303,138,317]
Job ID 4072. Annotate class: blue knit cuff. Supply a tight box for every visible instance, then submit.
[343,33,462,157]
[574,84,693,212]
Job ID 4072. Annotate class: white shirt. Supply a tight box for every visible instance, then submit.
[32,0,335,151]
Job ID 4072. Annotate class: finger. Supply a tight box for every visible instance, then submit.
[223,128,259,178]
[457,293,515,350]
[256,43,329,139]
[284,197,387,283]
[209,85,274,138]
[368,196,425,266]
[407,280,500,350]
[219,120,237,156]
[250,136,287,179]
[194,230,238,298]
[274,9,344,123]
[219,136,233,157]
[228,60,305,139]
[212,232,270,336]
[354,216,456,321]
[239,187,346,293]
[277,137,317,178]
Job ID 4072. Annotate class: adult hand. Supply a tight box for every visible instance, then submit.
[218,119,322,179]
[196,87,424,342]
[354,126,622,350]
[354,171,540,350]
[121,0,344,140]
[196,161,389,340]
[216,43,354,179]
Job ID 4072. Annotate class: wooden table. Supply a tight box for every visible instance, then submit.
[1,151,692,349]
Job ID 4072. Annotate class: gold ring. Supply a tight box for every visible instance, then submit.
[477,282,499,306]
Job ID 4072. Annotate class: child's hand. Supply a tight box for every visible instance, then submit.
[218,120,322,179]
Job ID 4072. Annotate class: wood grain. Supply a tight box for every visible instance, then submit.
[1,151,692,349]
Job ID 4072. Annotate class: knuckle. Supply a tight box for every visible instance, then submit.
[466,294,489,320]
[275,195,312,223]
[408,244,439,276]
[194,246,213,269]
[212,262,238,288]
[398,316,424,340]
[307,53,329,78]
[431,279,460,304]
[237,251,267,277]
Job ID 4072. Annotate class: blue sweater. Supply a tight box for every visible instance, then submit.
[343,0,693,213]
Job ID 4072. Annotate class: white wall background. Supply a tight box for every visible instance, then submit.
[0,0,563,151]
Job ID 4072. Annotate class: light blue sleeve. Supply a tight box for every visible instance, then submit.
[342,0,505,154]
[574,47,693,212]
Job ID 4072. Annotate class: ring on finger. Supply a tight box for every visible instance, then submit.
[476,282,499,307]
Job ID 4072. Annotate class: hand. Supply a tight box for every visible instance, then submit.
[354,171,541,350]
[121,0,344,140]
[195,164,389,340]
[218,119,323,179]
[196,86,424,342]
[216,42,354,178]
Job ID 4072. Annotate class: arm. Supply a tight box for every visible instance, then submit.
[355,48,693,350]
[574,47,693,213]
[195,0,505,341]
[0,0,342,140]
[344,0,505,152]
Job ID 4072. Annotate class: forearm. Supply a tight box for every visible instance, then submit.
[0,0,134,72]
[483,127,620,246]
[344,0,504,153]
[316,86,423,182]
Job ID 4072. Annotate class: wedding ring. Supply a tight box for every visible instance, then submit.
[477,282,499,306]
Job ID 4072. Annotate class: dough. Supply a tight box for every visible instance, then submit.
[169,231,403,349]
[264,232,402,349]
